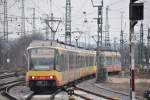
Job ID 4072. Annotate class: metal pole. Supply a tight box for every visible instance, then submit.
[105,5,110,49]
[114,37,117,51]
[96,3,104,82]
[51,13,54,40]
[120,12,124,50]
[49,0,54,40]
[3,0,8,42]
[139,22,143,67]
[96,6,100,82]
[100,5,103,48]
[130,21,136,100]
[45,15,49,40]
[32,8,35,34]
[148,28,150,65]
[21,0,25,36]
[120,11,124,67]
[65,0,71,44]
[91,0,104,82]
[3,0,6,40]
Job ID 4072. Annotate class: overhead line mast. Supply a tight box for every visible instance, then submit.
[105,5,110,49]
[120,11,125,66]
[120,11,124,50]
[148,28,150,65]
[32,8,35,34]
[21,0,25,36]
[65,0,71,44]
[49,0,54,40]
[139,22,144,66]
[3,0,8,41]
[91,0,105,82]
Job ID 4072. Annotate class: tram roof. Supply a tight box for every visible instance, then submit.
[27,40,96,54]
[103,51,121,57]
[28,40,121,56]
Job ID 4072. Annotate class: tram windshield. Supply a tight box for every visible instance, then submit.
[29,48,55,70]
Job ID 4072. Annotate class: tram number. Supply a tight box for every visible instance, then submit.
[36,81,47,86]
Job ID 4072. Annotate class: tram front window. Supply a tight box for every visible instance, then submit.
[29,48,55,70]
[30,57,54,70]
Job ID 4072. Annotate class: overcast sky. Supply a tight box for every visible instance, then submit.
[0,0,150,44]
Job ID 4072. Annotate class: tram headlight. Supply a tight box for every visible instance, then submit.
[31,76,35,79]
[49,75,53,79]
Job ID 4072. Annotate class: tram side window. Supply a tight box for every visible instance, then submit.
[93,56,95,66]
[77,55,80,68]
[81,55,83,67]
[76,55,78,68]
[63,53,68,70]
[117,57,121,65]
[91,56,93,66]
[90,56,94,66]
[81,56,84,67]
[56,53,68,71]
[55,51,61,71]
[112,56,116,64]
[72,54,74,68]
[69,54,73,69]
[86,56,89,67]
[64,54,68,70]
[106,57,112,65]
[83,56,86,67]
[114,57,117,64]
[73,54,77,68]
[89,56,91,66]
[73,53,77,68]
[79,55,81,68]
[76,54,83,68]
[59,54,64,70]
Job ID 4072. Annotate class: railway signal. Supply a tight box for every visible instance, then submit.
[129,0,144,100]
[129,0,144,21]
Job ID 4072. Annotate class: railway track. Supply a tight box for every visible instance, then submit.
[2,81,25,100]
[74,86,118,100]
[0,71,26,100]
[1,75,143,100]
[27,88,116,100]
[0,72,16,79]
[0,79,24,91]
[60,84,118,100]
[77,79,146,100]
[0,72,25,91]
[3,79,119,100]
[94,84,144,100]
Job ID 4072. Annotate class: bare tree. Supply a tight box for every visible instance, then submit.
[1,33,44,71]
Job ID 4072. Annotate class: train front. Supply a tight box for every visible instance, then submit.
[26,47,61,92]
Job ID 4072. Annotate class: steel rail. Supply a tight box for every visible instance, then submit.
[50,89,62,100]
[0,78,25,91]
[75,86,118,100]
[0,72,15,79]
[94,84,144,100]
[74,92,93,100]
[2,81,25,100]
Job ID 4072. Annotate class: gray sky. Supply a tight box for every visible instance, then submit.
[0,0,150,44]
